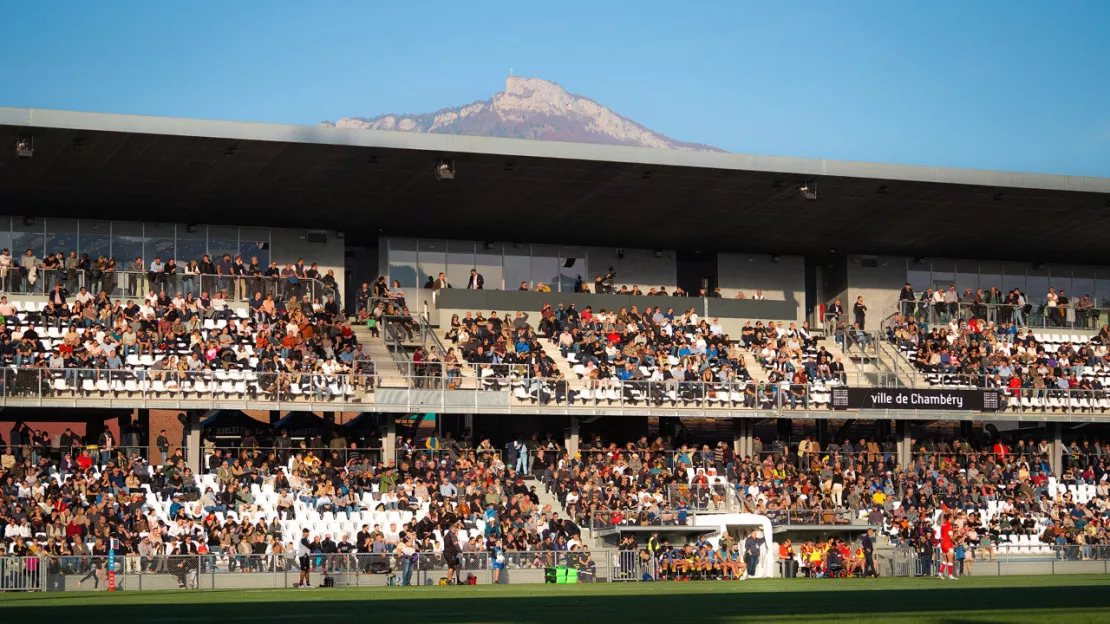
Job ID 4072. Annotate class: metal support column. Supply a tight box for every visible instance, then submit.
[185,411,203,474]
[566,417,580,458]
[896,420,911,468]
[383,418,397,466]
[1052,421,1063,476]
[732,418,744,458]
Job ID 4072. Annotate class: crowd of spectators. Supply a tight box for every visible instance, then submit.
[529,431,1110,562]
[0,427,593,589]
[886,304,1110,399]
[5,423,1110,590]
[0,252,372,400]
[433,303,847,410]
[897,284,1103,331]
[0,247,339,304]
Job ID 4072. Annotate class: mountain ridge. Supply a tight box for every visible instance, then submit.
[320,76,722,152]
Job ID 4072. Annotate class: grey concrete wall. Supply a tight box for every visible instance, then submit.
[271,229,346,304]
[581,246,677,292]
[718,252,805,322]
[846,255,909,326]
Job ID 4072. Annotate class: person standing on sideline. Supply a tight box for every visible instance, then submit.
[939,513,956,580]
[296,528,312,588]
[861,528,877,577]
[743,529,763,578]
[443,521,463,584]
[399,537,417,586]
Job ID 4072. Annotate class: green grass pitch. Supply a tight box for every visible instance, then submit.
[3,575,1109,623]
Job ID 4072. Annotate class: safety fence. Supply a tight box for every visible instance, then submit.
[207,446,384,468]
[6,364,1110,416]
[393,447,504,469]
[589,508,699,533]
[0,367,376,409]
[766,508,856,527]
[2,268,337,303]
[885,545,1110,578]
[889,299,1107,331]
[0,550,629,591]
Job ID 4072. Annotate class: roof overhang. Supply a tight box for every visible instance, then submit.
[2,106,1108,261]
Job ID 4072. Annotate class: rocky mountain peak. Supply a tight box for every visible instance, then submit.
[321,76,721,151]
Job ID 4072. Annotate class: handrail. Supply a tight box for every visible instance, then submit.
[589,507,699,534]
[1,268,337,303]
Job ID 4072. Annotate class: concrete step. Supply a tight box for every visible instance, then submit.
[536,338,587,390]
[351,326,409,388]
[741,351,769,383]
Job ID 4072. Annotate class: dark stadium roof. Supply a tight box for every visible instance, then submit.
[2,107,1109,262]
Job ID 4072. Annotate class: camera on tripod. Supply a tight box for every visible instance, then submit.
[597,267,616,294]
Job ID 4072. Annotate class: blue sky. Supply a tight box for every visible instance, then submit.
[1,1,1107,176]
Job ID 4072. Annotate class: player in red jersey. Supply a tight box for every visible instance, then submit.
[939,513,956,580]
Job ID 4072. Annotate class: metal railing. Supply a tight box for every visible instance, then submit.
[393,447,504,468]
[666,483,750,514]
[3,268,338,303]
[893,544,1110,578]
[766,508,856,526]
[15,550,621,591]
[0,367,376,408]
[206,446,384,467]
[4,365,1110,416]
[589,508,699,533]
[890,298,1107,331]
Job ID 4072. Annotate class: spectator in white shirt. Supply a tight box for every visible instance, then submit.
[709,317,723,336]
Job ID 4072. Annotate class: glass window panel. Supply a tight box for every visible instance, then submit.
[1072,277,1094,300]
[978,263,1003,297]
[1048,267,1072,301]
[0,216,11,260]
[112,222,144,278]
[43,218,77,261]
[907,264,930,294]
[558,246,587,293]
[387,238,418,290]
[474,244,504,291]
[446,240,475,289]
[207,226,239,263]
[530,245,559,293]
[1026,267,1049,305]
[1095,276,1110,309]
[417,239,446,289]
[143,223,175,269]
[504,246,531,292]
[12,218,45,262]
[954,264,978,298]
[176,224,207,267]
[79,220,111,263]
[239,227,270,268]
[1002,266,1026,298]
[929,260,954,292]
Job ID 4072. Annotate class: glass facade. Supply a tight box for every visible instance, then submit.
[0,217,272,267]
[386,238,594,292]
[904,258,1110,305]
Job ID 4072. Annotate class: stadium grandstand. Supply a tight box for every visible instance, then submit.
[3,105,1110,593]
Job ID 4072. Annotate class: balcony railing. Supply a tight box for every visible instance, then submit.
[889,299,1107,331]
[2,364,1110,417]
[1,268,337,303]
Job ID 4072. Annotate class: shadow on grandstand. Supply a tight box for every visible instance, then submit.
[6,582,1110,622]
